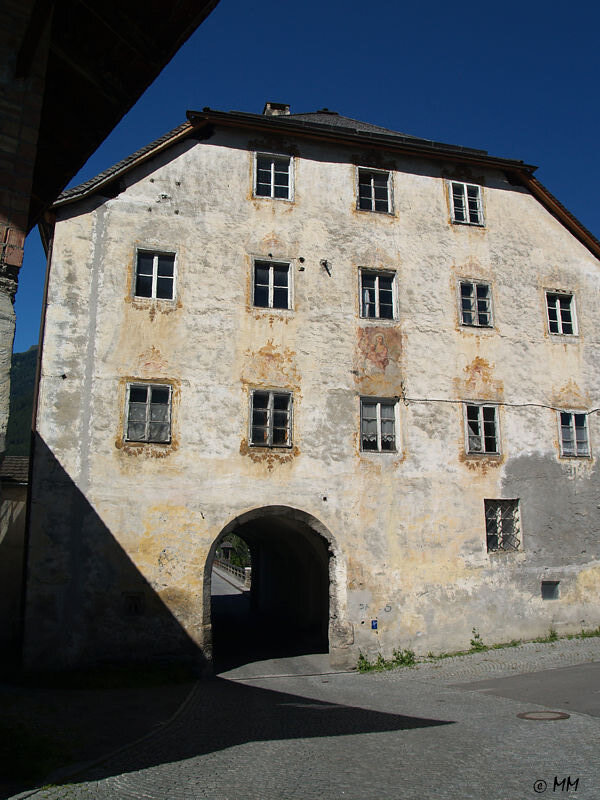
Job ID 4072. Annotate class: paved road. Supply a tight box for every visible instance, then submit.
[211,567,245,595]
[12,638,600,800]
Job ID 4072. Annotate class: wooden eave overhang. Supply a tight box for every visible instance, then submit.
[26,0,220,231]
[53,108,600,262]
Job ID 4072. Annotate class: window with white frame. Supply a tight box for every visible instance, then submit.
[361,398,397,452]
[250,390,292,447]
[546,292,576,335]
[465,404,499,454]
[450,182,483,225]
[135,251,176,300]
[360,270,395,319]
[559,411,590,457]
[126,383,171,443]
[485,499,520,552]
[460,280,492,327]
[254,153,292,199]
[358,168,391,213]
[253,260,291,309]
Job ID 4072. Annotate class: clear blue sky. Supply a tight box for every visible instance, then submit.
[14,0,600,351]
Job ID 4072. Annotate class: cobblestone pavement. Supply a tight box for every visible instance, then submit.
[12,638,600,800]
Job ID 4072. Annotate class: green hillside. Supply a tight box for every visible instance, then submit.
[5,346,38,456]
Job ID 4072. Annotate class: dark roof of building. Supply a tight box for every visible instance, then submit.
[57,122,192,205]
[0,456,29,484]
[287,110,424,139]
[51,105,600,262]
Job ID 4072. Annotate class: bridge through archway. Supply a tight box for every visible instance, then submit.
[205,507,336,671]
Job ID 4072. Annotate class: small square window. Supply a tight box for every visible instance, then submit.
[134,251,176,300]
[126,383,172,443]
[253,260,291,309]
[465,404,499,454]
[250,390,292,447]
[450,182,483,225]
[485,499,520,552]
[541,581,560,600]
[361,398,397,452]
[358,168,391,213]
[546,292,576,335]
[360,270,395,319]
[255,154,292,200]
[559,411,590,457]
[460,280,492,327]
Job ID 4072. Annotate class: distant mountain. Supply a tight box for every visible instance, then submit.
[5,346,38,456]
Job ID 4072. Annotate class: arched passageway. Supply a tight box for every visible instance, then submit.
[206,507,334,670]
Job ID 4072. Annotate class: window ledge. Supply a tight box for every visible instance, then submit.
[131,296,177,306]
[451,220,485,228]
[253,194,294,203]
[487,549,524,559]
[356,208,394,217]
[359,316,397,324]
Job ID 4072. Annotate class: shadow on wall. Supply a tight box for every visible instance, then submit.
[0,481,27,664]
[23,434,207,674]
[8,677,454,795]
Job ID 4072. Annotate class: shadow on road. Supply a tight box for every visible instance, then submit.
[1,677,454,797]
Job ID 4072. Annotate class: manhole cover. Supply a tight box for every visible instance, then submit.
[517,711,570,721]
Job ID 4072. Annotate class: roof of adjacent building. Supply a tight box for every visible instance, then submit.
[52,104,600,262]
[26,0,220,231]
[0,456,29,485]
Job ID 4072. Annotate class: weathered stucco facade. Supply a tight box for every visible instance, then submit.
[24,106,600,671]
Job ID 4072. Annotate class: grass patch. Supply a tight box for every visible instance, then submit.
[357,623,600,672]
[357,648,416,672]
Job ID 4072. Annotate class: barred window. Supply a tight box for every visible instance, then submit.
[135,251,175,300]
[251,390,292,447]
[460,280,492,327]
[559,411,589,457]
[465,404,499,454]
[361,399,397,452]
[546,292,576,335]
[358,168,391,213]
[255,154,292,199]
[253,261,290,309]
[360,270,395,319]
[450,182,483,225]
[485,499,520,552]
[126,384,171,443]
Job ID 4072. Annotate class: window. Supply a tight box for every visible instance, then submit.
[460,280,492,327]
[250,390,292,447]
[126,383,171,443]
[358,168,391,213]
[559,411,590,457]
[546,292,576,335]
[360,270,395,319]
[465,404,499,454]
[541,581,560,600]
[485,499,520,552]
[361,398,397,452]
[450,182,483,225]
[255,154,292,199]
[253,261,290,309]
[135,251,175,300]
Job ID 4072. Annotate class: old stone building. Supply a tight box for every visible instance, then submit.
[23,103,600,671]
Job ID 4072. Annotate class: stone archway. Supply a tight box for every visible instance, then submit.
[204,506,351,670]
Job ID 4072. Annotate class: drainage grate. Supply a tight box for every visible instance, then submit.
[517,710,570,721]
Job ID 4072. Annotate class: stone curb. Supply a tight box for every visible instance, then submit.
[9,680,203,800]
